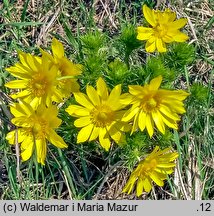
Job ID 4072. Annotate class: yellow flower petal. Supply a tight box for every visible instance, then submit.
[108,125,125,144]
[159,104,180,121]
[131,112,139,134]
[86,85,100,106]
[129,85,144,96]
[156,38,167,52]
[161,114,178,129]
[10,90,30,99]
[6,131,16,144]
[96,77,108,100]
[155,167,174,174]
[51,38,64,59]
[74,116,91,128]
[89,126,100,141]
[143,177,152,192]
[29,97,41,109]
[165,10,176,22]
[158,89,190,100]
[35,139,46,165]
[6,64,31,79]
[120,93,134,104]
[5,80,28,89]
[39,105,61,128]
[138,110,146,131]
[145,114,154,137]
[47,129,67,148]
[40,48,53,62]
[173,31,189,42]
[18,51,30,68]
[162,35,174,43]
[66,105,90,117]
[77,124,94,143]
[26,53,41,72]
[114,121,131,132]
[149,171,164,186]
[122,175,136,194]
[10,104,24,117]
[136,178,144,197]
[156,162,176,168]
[11,116,32,127]
[6,129,26,144]
[137,27,154,40]
[122,106,140,122]
[151,111,165,134]
[74,92,94,110]
[145,39,156,52]
[20,135,33,150]
[99,127,111,151]
[162,100,186,114]
[169,18,188,30]
[143,4,156,27]
[149,75,162,90]
[107,84,122,110]
[59,58,82,76]
[19,100,35,115]
[21,141,34,162]
[52,89,63,102]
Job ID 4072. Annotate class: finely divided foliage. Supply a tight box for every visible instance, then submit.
[1,1,212,199]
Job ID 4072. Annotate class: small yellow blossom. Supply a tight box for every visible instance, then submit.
[121,75,189,137]
[137,4,189,52]
[6,101,67,165]
[123,146,178,196]
[66,77,130,151]
[5,52,63,108]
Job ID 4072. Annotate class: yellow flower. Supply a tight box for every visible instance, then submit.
[41,38,82,98]
[123,146,178,196]
[121,75,189,137]
[137,4,189,52]
[6,100,67,165]
[66,77,130,151]
[5,52,63,108]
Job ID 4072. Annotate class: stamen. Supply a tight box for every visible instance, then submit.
[31,117,48,139]
[141,96,158,113]
[28,74,48,97]
[90,104,114,128]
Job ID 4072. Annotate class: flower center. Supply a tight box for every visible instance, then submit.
[90,104,115,128]
[29,74,49,97]
[31,117,48,139]
[144,159,157,172]
[154,24,167,38]
[141,96,158,113]
[138,158,157,178]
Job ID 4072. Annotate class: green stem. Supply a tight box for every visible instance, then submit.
[184,65,190,92]
[79,145,89,183]
[33,138,39,199]
[58,149,77,198]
